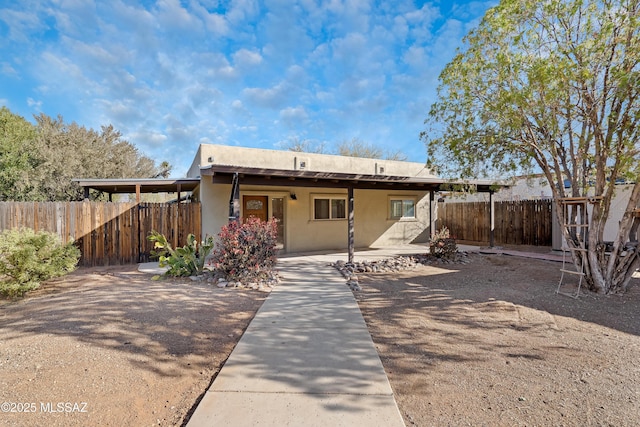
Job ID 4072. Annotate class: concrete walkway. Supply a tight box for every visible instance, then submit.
[186,249,410,427]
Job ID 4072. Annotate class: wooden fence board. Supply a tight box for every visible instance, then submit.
[436,200,552,246]
[0,202,202,266]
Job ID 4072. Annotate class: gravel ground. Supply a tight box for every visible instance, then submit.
[0,265,266,427]
[2,252,639,427]
[355,252,640,427]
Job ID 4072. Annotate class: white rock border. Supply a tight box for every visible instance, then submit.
[331,252,472,291]
[186,270,280,293]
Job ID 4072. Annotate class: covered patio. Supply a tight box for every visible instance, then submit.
[200,165,504,262]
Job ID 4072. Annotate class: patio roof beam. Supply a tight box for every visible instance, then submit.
[211,174,450,192]
[204,165,502,193]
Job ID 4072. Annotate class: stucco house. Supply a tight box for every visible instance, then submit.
[76,144,500,259]
[186,144,498,256]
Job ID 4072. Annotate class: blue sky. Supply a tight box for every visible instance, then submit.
[0,0,495,177]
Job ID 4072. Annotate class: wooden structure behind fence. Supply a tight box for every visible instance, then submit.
[436,200,553,246]
[0,202,201,266]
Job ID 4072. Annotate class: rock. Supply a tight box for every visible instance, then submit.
[217,281,228,288]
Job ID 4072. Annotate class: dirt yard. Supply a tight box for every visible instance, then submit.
[356,252,640,427]
[2,252,639,427]
[0,266,266,427]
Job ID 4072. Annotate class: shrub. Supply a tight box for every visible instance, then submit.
[429,227,458,259]
[0,228,80,298]
[148,231,214,277]
[211,217,278,282]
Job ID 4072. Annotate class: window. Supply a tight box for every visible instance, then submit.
[390,198,416,219]
[313,197,346,220]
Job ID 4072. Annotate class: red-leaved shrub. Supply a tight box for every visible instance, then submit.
[211,217,278,281]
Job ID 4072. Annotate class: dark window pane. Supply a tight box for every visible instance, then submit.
[332,199,346,219]
[314,199,330,219]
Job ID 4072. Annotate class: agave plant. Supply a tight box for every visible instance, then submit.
[148,231,214,277]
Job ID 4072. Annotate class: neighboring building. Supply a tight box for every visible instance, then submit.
[187,144,497,254]
[439,173,553,203]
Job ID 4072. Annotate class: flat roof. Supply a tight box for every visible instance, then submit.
[200,165,504,192]
[73,178,200,194]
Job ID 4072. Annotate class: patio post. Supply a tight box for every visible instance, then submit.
[489,190,495,247]
[229,172,240,222]
[430,191,436,238]
[348,185,354,264]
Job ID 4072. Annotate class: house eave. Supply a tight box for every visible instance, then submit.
[199,164,504,192]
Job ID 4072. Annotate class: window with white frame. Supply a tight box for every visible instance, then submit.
[390,198,416,219]
[313,196,346,220]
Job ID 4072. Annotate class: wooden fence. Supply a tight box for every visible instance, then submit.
[0,202,201,266]
[436,200,553,246]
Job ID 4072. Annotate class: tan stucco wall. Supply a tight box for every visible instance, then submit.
[187,144,435,178]
[199,178,432,252]
[190,144,436,252]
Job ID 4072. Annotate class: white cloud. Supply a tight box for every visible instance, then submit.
[1,62,18,77]
[226,0,260,26]
[233,48,263,68]
[156,0,203,33]
[189,2,230,36]
[0,7,45,43]
[62,36,124,68]
[39,51,97,92]
[403,45,427,68]
[279,106,308,128]
[26,97,42,109]
[129,131,168,147]
[242,81,291,109]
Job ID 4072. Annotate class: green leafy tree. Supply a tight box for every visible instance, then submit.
[31,114,172,201]
[0,107,40,201]
[423,0,640,294]
[0,107,172,201]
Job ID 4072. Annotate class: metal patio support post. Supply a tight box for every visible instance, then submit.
[430,191,436,238]
[229,172,240,222]
[348,186,354,264]
[489,190,495,248]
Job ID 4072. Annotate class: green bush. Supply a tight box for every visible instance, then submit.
[0,228,80,297]
[148,231,215,277]
[429,227,458,259]
[211,217,278,282]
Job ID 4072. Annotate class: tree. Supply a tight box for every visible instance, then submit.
[0,107,40,201]
[32,113,172,201]
[283,137,327,153]
[0,108,171,201]
[284,136,408,160]
[423,0,640,293]
[337,138,408,161]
